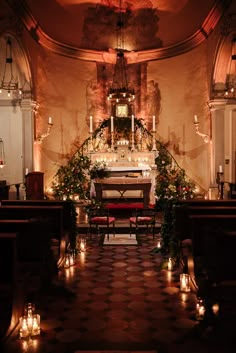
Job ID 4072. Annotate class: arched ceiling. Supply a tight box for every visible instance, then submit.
[4,0,233,62]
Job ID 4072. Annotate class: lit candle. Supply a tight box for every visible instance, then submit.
[180,273,191,292]
[152,115,156,131]
[194,115,198,123]
[48,116,52,124]
[89,115,93,133]
[219,165,223,173]
[111,116,114,132]
[167,257,173,271]
[196,298,205,320]
[131,115,134,132]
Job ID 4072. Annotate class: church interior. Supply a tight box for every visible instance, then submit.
[1,0,236,353]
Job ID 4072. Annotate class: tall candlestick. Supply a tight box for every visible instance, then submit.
[152,115,156,131]
[111,116,114,132]
[131,115,134,132]
[89,116,93,133]
[194,115,198,123]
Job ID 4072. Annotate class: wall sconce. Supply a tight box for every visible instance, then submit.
[19,303,40,339]
[0,138,6,168]
[193,115,211,143]
[35,117,53,144]
[180,273,191,292]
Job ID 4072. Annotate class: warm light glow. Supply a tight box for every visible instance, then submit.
[196,298,205,320]
[167,257,173,271]
[180,273,191,292]
[19,303,40,339]
[212,303,219,315]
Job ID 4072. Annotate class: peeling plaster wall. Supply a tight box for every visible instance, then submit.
[147,44,211,190]
[30,42,211,191]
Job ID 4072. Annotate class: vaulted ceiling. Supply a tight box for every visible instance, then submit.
[2,0,233,62]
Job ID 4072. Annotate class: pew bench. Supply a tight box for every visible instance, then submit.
[0,233,23,343]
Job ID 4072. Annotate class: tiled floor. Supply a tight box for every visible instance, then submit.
[3,218,236,353]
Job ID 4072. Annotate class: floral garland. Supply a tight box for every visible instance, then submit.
[154,145,195,261]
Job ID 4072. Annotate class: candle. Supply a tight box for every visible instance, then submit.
[131,115,134,132]
[219,165,223,173]
[111,116,114,132]
[89,115,93,133]
[48,116,52,124]
[194,115,198,123]
[152,115,156,131]
[25,168,29,175]
[180,273,191,292]
[167,257,173,271]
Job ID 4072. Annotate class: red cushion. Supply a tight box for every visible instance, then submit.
[105,203,144,209]
[130,216,152,224]
[91,216,115,224]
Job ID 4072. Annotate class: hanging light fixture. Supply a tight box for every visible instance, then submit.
[0,138,6,168]
[224,37,236,99]
[0,37,23,98]
[107,0,135,111]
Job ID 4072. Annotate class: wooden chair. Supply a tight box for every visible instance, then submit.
[88,207,116,239]
[129,208,160,239]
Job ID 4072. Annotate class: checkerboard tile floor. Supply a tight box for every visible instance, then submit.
[3,232,236,353]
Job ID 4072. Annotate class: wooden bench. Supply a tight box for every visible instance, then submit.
[0,233,23,343]
[189,214,236,327]
[0,200,75,268]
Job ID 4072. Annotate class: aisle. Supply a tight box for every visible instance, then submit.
[3,232,231,353]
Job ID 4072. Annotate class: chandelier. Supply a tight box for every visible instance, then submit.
[107,1,135,108]
[0,38,23,98]
[224,37,236,99]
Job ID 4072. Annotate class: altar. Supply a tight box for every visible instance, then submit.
[93,177,152,208]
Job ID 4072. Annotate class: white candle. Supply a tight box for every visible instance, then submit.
[89,116,93,133]
[131,115,134,132]
[48,116,52,124]
[152,115,156,131]
[111,116,114,132]
[194,115,198,123]
[219,165,223,173]
[25,168,29,175]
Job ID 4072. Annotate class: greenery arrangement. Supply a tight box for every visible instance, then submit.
[154,144,195,262]
[51,152,91,200]
[51,117,195,263]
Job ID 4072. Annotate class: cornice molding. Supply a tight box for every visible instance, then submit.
[6,0,232,64]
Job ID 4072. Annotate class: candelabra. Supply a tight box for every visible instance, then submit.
[89,132,94,152]
[110,131,114,152]
[152,130,157,151]
[216,171,224,199]
[35,118,53,144]
[131,131,136,151]
[193,115,211,143]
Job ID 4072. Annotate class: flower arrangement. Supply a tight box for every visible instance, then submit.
[89,161,110,180]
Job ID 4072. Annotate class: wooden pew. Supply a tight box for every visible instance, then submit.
[0,200,75,268]
[0,233,23,343]
[189,214,236,327]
